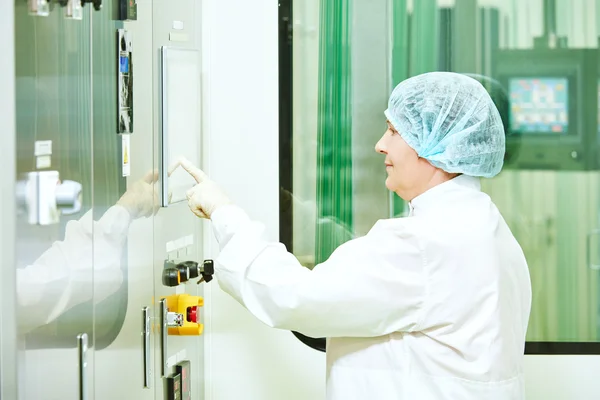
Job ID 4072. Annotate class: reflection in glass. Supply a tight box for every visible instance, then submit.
[14,1,138,397]
[16,173,159,334]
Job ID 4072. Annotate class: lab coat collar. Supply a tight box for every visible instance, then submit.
[408,175,481,215]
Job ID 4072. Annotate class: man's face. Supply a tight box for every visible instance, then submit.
[375,121,435,201]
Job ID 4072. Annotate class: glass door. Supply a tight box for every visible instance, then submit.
[14,2,95,398]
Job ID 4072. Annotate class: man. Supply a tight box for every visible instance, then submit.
[182,72,532,399]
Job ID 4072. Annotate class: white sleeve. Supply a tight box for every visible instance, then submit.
[17,205,132,330]
[211,205,426,338]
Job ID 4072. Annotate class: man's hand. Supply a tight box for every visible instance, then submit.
[180,158,232,219]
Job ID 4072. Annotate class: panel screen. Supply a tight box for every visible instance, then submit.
[509,78,569,134]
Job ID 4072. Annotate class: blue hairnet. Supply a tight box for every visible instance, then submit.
[384,71,506,178]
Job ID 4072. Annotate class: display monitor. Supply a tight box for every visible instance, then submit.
[508,77,569,134]
[493,47,598,170]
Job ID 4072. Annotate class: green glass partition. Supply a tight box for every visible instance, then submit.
[283,0,600,352]
[315,0,354,264]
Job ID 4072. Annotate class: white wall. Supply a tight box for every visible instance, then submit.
[525,356,600,399]
[201,1,326,399]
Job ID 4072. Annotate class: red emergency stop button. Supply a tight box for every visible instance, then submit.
[186,306,199,323]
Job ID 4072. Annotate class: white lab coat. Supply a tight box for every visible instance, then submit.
[212,175,532,400]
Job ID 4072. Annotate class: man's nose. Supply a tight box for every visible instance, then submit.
[375,138,386,154]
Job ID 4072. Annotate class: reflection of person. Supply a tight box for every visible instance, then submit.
[17,171,160,333]
[181,72,532,400]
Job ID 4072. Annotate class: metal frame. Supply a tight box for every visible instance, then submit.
[0,0,17,397]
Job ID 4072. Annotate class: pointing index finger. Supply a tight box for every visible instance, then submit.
[180,157,208,183]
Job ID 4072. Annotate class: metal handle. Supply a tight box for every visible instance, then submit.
[587,230,600,270]
[77,333,88,400]
[160,46,169,208]
[160,299,168,376]
[142,307,151,388]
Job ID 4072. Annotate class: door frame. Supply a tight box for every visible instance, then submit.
[0,1,18,398]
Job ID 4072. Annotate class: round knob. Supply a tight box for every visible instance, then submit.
[162,268,180,287]
[180,261,200,279]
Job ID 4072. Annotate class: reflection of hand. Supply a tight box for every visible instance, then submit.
[117,171,167,219]
[180,158,232,219]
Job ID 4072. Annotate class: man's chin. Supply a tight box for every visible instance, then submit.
[384,178,396,193]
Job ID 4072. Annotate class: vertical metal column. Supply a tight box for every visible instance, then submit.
[0,0,17,398]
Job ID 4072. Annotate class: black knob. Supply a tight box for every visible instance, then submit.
[162,267,180,287]
[176,261,196,283]
[180,261,200,279]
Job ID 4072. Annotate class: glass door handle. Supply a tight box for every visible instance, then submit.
[77,333,88,400]
[142,307,151,388]
[587,229,600,270]
[160,299,168,377]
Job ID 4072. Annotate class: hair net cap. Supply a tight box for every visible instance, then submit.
[384,71,506,178]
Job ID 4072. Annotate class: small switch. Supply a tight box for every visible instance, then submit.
[186,306,199,323]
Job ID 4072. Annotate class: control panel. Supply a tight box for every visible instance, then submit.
[159,256,213,398]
